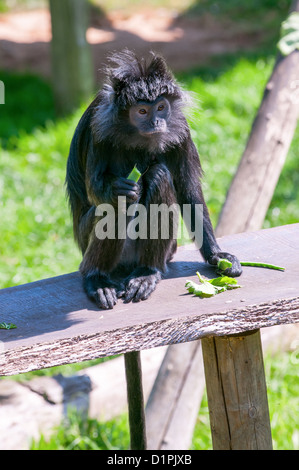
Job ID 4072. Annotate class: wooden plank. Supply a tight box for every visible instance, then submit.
[202,330,273,450]
[0,224,299,376]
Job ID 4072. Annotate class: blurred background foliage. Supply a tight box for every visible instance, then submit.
[0,0,298,451]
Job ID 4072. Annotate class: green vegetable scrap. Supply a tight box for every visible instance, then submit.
[0,322,17,330]
[185,271,241,298]
[217,258,232,271]
[217,258,285,273]
[127,165,141,183]
[240,261,285,271]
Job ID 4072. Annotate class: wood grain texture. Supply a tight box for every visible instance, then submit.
[145,341,205,450]
[202,330,273,450]
[1,224,299,376]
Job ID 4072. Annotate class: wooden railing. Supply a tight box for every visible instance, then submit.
[1,224,299,449]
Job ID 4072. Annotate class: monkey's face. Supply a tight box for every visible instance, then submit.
[129,97,171,137]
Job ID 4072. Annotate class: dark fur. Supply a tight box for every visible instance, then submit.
[66,50,242,309]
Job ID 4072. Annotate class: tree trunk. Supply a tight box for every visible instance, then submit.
[49,0,94,115]
[216,50,299,236]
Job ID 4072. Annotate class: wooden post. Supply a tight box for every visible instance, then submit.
[49,0,94,114]
[201,330,273,450]
[124,351,147,450]
[146,341,205,449]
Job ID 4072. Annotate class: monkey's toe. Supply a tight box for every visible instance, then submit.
[124,275,158,303]
[95,287,117,310]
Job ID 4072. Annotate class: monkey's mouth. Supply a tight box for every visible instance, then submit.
[140,128,165,136]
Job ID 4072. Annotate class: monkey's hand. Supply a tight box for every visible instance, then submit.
[207,252,242,277]
[111,177,139,205]
[123,267,161,303]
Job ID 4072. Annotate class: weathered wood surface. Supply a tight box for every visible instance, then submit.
[202,330,273,450]
[1,224,299,376]
[146,341,205,450]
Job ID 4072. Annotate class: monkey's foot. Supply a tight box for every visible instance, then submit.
[83,274,119,310]
[124,268,161,303]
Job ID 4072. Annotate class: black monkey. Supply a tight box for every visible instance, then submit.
[66,50,242,310]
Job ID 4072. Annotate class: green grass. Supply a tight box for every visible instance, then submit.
[28,350,298,450]
[30,413,130,450]
[0,72,83,288]
[180,53,299,228]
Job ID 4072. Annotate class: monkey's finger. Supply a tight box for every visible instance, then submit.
[113,179,138,191]
[116,190,139,203]
[118,177,138,187]
[127,191,139,202]
[117,189,138,197]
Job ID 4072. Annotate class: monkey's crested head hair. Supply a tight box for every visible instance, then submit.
[92,50,191,151]
[104,49,183,108]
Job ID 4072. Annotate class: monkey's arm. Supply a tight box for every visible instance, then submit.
[85,143,138,207]
[173,138,242,277]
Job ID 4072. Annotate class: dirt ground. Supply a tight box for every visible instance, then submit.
[0,7,265,80]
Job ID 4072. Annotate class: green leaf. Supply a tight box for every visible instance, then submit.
[0,322,17,330]
[186,279,217,297]
[127,165,141,183]
[209,276,238,287]
[217,258,232,271]
[185,271,242,299]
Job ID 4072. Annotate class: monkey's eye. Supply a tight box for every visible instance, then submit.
[138,109,147,115]
[157,104,165,111]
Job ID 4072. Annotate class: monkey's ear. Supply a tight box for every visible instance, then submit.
[147,52,172,80]
[105,50,140,89]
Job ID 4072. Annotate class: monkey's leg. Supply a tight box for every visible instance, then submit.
[124,163,178,303]
[79,210,126,309]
